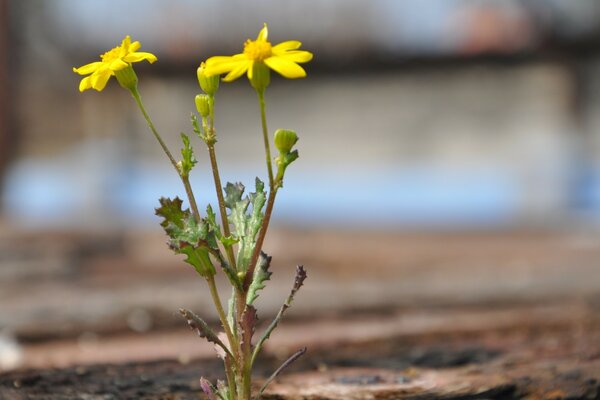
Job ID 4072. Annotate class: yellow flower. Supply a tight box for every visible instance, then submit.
[73,35,157,92]
[204,23,313,84]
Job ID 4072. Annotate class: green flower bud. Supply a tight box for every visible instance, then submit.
[250,62,270,93]
[274,129,298,155]
[114,65,138,91]
[195,94,210,117]
[197,62,219,96]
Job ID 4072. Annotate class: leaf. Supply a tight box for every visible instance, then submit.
[224,182,245,210]
[246,252,272,305]
[227,178,267,273]
[155,197,217,277]
[179,308,233,359]
[256,347,307,399]
[200,377,218,400]
[251,266,307,365]
[178,133,197,177]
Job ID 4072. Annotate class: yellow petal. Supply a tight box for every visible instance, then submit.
[223,60,251,82]
[109,58,129,71]
[78,76,92,92]
[129,41,142,53]
[124,51,157,64]
[204,57,244,76]
[257,23,268,42]
[121,36,132,49]
[279,50,313,63]
[73,61,103,75]
[264,57,306,79]
[272,41,302,53]
[90,71,113,91]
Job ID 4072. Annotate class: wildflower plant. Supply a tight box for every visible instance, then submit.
[73,25,312,400]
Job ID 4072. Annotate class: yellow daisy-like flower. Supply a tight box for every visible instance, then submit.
[73,35,157,92]
[204,23,313,84]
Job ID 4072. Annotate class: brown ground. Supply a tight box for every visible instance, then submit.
[0,227,599,398]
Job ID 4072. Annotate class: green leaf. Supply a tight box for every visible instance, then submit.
[180,309,233,359]
[226,178,267,273]
[179,133,197,177]
[246,252,272,305]
[224,182,245,210]
[155,197,216,277]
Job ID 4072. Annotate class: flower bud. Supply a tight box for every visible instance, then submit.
[115,65,138,91]
[197,62,219,96]
[274,129,298,155]
[195,94,210,117]
[249,62,270,93]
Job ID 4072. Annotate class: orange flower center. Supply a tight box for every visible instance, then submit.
[243,39,272,61]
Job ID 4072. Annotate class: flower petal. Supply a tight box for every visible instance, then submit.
[109,58,129,71]
[124,51,157,64]
[279,50,313,63]
[223,60,251,82]
[257,23,268,42]
[204,56,245,76]
[78,76,92,92]
[129,40,142,53]
[90,71,113,91]
[264,56,307,79]
[121,36,132,49]
[272,40,302,53]
[73,61,103,75]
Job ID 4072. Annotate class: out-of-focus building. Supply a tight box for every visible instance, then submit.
[3,0,600,229]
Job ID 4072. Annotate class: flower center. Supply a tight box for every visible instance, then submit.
[243,39,272,61]
[101,46,123,62]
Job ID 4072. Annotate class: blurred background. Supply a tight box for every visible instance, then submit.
[1,0,600,373]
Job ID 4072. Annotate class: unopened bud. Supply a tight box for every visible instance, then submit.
[197,62,219,96]
[195,94,210,117]
[274,129,298,155]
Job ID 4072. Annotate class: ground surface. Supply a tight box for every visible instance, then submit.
[0,227,599,398]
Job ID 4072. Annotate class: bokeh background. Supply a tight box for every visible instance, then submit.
[1,0,600,372]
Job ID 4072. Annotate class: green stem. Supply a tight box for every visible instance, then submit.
[243,187,277,291]
[130,87,202,220]
[207,275,239,363]
[257,91,274,189]
[206,96,236,270]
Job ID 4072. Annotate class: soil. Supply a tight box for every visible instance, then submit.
[1,228,600,399]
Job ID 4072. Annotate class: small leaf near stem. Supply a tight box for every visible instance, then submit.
[251,266,307,366]
[179,308,233,359]
[256,347,307,400]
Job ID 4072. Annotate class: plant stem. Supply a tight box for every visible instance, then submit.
[206,275,240,364]
[257,91,274,189]
[206,96,236,269]
[130,87,202,220]
[243,187,277,291]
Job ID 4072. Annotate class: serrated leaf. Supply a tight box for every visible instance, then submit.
[179,309,233,358]
[155,197,217,277]
[224,182,245,210]
[246,252,272,305]
[179,133,197,177]
[227,178,267,273]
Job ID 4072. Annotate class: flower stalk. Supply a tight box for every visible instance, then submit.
[73,27,311,399]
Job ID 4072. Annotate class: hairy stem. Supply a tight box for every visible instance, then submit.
[206,275,239,363]
[130,87,202,220]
